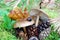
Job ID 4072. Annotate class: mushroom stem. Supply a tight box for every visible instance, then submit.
[35,16,39,27]
[23,27,28,40]
[23,27,27,33]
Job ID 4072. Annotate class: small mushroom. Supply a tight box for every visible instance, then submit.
[14,17,34,40]
[29,9,50,26]
[14,17,34,33]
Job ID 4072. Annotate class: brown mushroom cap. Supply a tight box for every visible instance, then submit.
[14,20,34,28]
[29,9,49,17]
[29,9,50,22]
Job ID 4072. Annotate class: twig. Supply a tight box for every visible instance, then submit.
[27,0,29,5]
[13,0,21,10]
[50,17,60,23]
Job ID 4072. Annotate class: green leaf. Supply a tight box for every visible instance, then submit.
[0,9,8,16]
[2,14,15,30]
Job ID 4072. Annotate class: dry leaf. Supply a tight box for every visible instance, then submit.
[8,7,29,20]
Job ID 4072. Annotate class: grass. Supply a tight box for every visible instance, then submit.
[43,8,59,18]
[0,0,60,40]
[0,28,17,40]
[43,9,60,40]
[0,9,18,40]
[45,31,60,40]
[44,24,60,40]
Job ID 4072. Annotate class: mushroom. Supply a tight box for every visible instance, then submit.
[14,19,34,28]
[29,9,50,26]
[14,17,34,33]
[14,17,34,40]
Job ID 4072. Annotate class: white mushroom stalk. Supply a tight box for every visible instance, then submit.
[35,16,39,27]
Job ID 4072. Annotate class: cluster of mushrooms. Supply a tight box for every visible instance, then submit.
[8,8,51,40]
